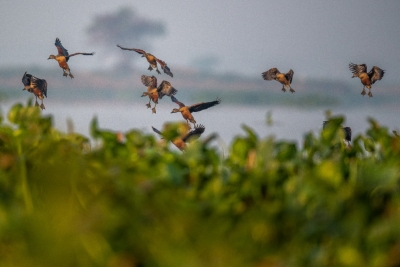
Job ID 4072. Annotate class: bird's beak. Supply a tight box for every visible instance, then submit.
[22,88,26,91]
[170,111,174,113]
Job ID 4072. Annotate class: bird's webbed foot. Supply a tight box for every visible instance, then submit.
[361,89,366,96]
[146,102,151,108]
[290,88,295,93]
[281,87,286,92]
[40,103,45,110]
[35,100,39,107]
[152,107,157,114]
[156,69,161,75]
[148,66,153,71]
[69,73,74,79]
[63,71,68,77]
[368,91,373,98]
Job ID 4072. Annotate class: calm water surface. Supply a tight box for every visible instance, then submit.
[2,99,400,147]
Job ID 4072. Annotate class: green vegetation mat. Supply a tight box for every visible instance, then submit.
[0,101,400,267]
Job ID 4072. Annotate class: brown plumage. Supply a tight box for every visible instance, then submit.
[48,38,95,78]
[141,75,178,114]
[262,68,295,93]
[152,124,205,151]
[171,96,221,128]
[117,45,173,77]
[349,63,385,98]
[22,72,47,110]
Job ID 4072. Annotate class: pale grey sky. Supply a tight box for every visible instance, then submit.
[1,0,400,83]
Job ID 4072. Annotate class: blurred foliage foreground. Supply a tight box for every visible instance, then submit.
[1,102,400,267]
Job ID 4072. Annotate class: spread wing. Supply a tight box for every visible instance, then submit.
[22,72,32,87]
[31,76,48,97]
[155,57,173,77]
[182,124,205,143]
[67,52,95,58]
[55,38,69,57]
[157,80,177,98]
[116,45,146,55]
[285,69,294,84]
[151,126,163,137]
[188,98,221,113]
[171,95,185,108]
[141,75,157,87]
[262,68,280,80]
[369,66,385,84]
[349,63,367,75]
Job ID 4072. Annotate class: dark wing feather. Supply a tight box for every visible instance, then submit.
[182,124,205,143]
[262,68,280,80]
[285,69,294,84]
[155,57,173,77]
[141,75,157,87]
[151,126,163,137]
[22,72,32,87]
[342,127,352,142]
[369,66,385,84]
[157,80,177,98]
[31,76,48,97]
[171,96,185,108]
[55,38,69,57]
[349,63,367,75]
[188,98,221,113]
[116,45,145,54]
[67,52,95,58]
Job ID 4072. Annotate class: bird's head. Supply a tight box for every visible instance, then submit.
[48,55,56,60]
[171,108,180,114]
[141,92,149,97]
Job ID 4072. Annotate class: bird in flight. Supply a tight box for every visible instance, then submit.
[171,96,220,128]
[117,45,173,77]
[48,38,95,79]
[349,63,385,98]
[141,75,178,114]
[22,72,47,110]
[152,124,205,151]
[262,68,295,93]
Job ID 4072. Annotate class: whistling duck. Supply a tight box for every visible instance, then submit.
[48,38,95,78]
[323,121,352,146]
[141,75,177,114]
[262,68,295,93]
[22,72,47,110]
[117,45,173,77]
[152,124,205,151]
[349,63,385,98]
[171,96,220,128]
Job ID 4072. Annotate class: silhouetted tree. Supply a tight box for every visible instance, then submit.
[86,6,166,72]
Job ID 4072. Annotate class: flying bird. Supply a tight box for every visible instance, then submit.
[48,38,95,78]
[262,68,295,93]
[22,72,47,110]
[152,124,205,151]
[349,63,385,98]
[141,75,178,114]
[171,96,220,128]
[117,45,173,77]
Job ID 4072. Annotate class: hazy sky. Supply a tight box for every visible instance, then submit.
[2,0,400,83]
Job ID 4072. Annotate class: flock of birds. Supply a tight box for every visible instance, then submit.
[21,38,386,150]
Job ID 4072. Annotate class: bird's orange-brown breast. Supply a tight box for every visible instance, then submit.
[145,54,157,66]
[172,138,186,151]
[32,88,44,99]
[56,56,69,69]
[149,88,159,103]
[180,107,194,121]
[276,73,289,85]
[359,73,371,87]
